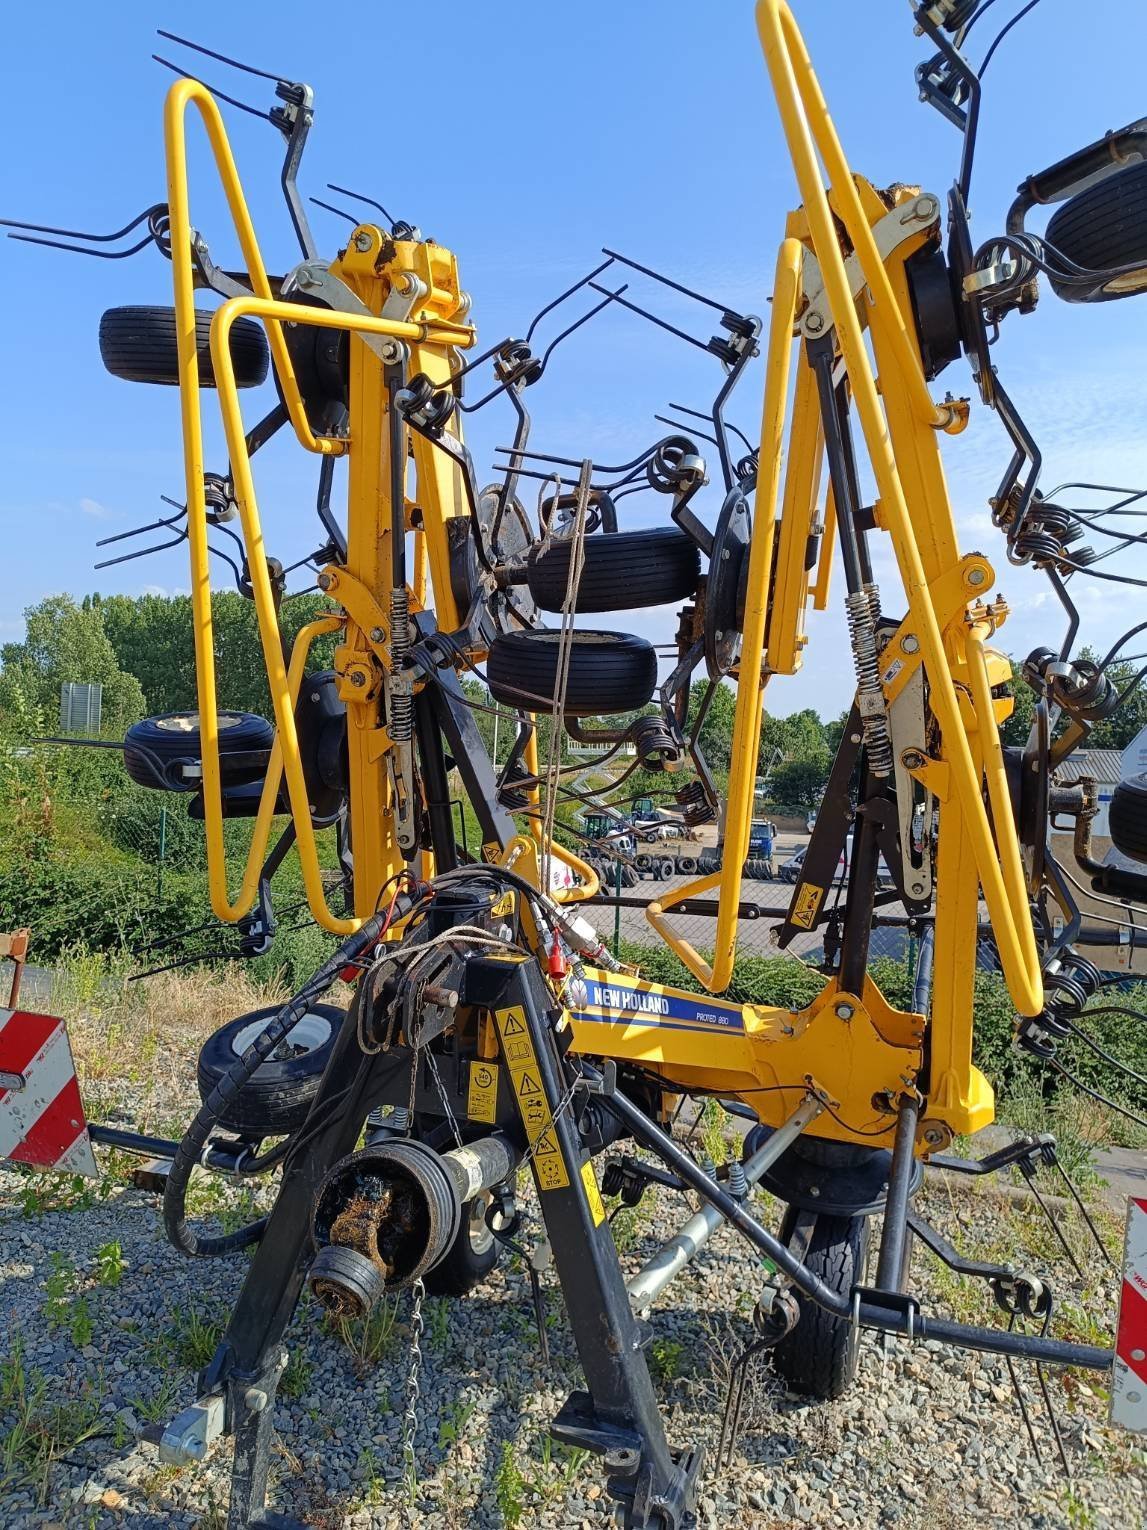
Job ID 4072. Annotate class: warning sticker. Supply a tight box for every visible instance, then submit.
[466,1060,500,1125]
[791,882,825,930]
[581,1158,606,1226]
[494,1006,570,1190]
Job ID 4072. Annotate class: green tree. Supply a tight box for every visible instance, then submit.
[770,751,831,812]
[0,594,145,736]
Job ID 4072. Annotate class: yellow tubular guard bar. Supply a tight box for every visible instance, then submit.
[754,0,1042,1015]
[646,237,801,989]
[165,77,471,933]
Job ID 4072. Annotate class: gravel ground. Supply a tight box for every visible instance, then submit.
[1,966,1143,1530]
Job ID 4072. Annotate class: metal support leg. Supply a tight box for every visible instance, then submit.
[464,953,699,1530]
[874,1093,920,1292]
[198,1001,409,1528]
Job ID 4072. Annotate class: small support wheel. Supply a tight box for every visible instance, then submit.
[99,305,270,387]
[771,1211,870,1400]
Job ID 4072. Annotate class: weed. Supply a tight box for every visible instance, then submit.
[149,1303,227,1372]
[331,1296,400,1374]
[94,1239,126,1287]
[698,1098,730,1167]
[0,1341,107,1504]
[426,1296,450,1352]
[495,1439,526,1527]
[438,1397,477,1450]
[1063,1486,1097,1529]
[280,1350,313,1400]
[649,1337,686,1382]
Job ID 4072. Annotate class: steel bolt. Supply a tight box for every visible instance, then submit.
[244,1388,268,1413]
[834,1002,854,1020]
[967,566,987,587]
[902,634,920,654]
[805,311,825,334]
[350,671,367,688]
[317,572,333,591]
[911,882,925,896]
[1133,1348,1147,1363]
[354,230,373,252]
[369,626,384,642]
[714,630,724,642]
[922,1126,945,1147]
[808,1184,820,1197]
[901,750,926,770]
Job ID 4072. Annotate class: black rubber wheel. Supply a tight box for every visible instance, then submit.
[123,710,274,792]
[659,858,675,880]
[635,854,652,872]
[196,1003,343,1136]
[526,528,701,614]
[1045,161,1147,302]
[424,1193,501,1296]
[485,629,657,715]
[99,305,270,387]
[1109,772,1147,862]
[771,1212,869,1400]
[677,856,697,875]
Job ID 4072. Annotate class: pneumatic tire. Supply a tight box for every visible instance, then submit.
[196,1004,344,1137]
[526,527,701,614]
[123,710,274,792]
[99,305,270,387]
[486,629,657,715]
[1109,772,1147,862]
[1045,162,1147,302]
[771,1212,869,1400]
[424,1194,501,1296]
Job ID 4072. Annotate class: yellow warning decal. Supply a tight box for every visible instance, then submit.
[466,1060,500,1125]
[791,882,824,930]
[581,1158,606,1226]
[494,1005,570,1190]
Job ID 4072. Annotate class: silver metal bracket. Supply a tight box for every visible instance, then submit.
[799,192,941,342]
[159,1395,226,1466]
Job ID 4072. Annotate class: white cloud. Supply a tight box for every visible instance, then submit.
[79,497,112,519]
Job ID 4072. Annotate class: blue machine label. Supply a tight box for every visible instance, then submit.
[571,970,745,1033]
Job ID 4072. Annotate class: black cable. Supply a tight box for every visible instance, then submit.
[978,0,1044,77]
[163,913,385,1258]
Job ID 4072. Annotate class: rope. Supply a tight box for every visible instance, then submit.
[539,457,593,893]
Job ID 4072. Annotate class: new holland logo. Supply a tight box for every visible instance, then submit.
[588,983,669,1016]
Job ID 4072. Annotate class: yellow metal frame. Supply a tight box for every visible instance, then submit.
[156,2,1049,1148]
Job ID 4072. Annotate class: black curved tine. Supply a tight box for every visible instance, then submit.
[1004,1314,1042,1466]
[588,282,710,352]
[601,247,736,315]
[1051,1161,1119,1272]
[208,540,246,590]
[155,29,289,86]
[460,286,629,415]
[1022,1161,1085,1280]
[7,231,156,260]
[326,183,397,230]
[152,56,271,122]
[537,285,628,374]
[95,526,190,570]
[655,412,721,449]
[1034,1303,1071,1478]
[309,195,360,226]
[667,400,757,457]
[0,203,164,244]
[96,502,187,551]
[525,256,616,344]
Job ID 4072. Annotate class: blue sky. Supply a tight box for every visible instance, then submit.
[2,1,1145,718]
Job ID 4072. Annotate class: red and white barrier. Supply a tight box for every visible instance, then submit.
[0,1009,97,1178]
[1112,1194,1147,1433]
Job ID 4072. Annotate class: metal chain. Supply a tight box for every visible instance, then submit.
[402,1275,426,1508]
[518,1071,582,1175]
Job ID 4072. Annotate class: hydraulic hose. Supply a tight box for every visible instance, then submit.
[163,912,385,1258]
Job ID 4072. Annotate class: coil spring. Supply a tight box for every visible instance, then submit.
[388,587,413,744]
[1021,950,1103,1054]
[845,589,893,777]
